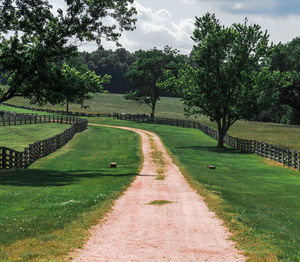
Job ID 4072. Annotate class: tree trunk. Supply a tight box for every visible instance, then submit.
[217,132,225,148]
[151,102,156,118]
[290,108,300,125]
[66,99,69,113]
[216,120,227,148]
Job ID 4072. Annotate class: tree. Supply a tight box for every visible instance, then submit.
[125,46,187,117]
[56,64,111,112]
[0,0,136,104]
[163,13,271,148]
[270,38,300,124]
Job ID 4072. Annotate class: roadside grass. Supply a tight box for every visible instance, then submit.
[148,200,173,205]
[0,124,68,151]
[89,117,300,261]
[7,94,300,151]
[0,124,141,261]
[148,136,166,180]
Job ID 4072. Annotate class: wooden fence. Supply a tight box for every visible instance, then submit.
[1,102,112,117]
[0,115,88,169]
[114,113,300,170]
[1,102,299,170]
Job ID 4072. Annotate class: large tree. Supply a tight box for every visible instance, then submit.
[44,63,111,112]
[125,46,187,117]
[163,13,271,148]
[0,0,136,104]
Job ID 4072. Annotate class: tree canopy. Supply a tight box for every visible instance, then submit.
[81,46,136,94]
[270,37,300,124]
[54,63,110,112]
[162,13,271,148]
[0,0,136,104]
[125,46,187,117]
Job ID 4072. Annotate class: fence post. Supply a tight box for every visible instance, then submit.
[1,148,6,169]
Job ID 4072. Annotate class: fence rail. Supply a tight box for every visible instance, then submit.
[114,113,300,170]
[0,115,88,169]
[1,102,112,117]
[1,102,299,170]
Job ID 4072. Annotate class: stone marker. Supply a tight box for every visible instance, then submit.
[207,165,216,169]
[110,162,117,168]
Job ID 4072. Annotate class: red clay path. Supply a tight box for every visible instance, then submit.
[72,124,245,262]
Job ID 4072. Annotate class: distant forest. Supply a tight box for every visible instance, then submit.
[80,46,136,94]
[69,46,180,97]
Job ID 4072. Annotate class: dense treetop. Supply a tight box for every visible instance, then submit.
[0,0,136,103]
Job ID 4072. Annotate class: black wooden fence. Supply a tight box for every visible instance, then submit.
[114,113,300,170]
[1,102,112,117]
[0,115,88,169]
[1,102,299,170]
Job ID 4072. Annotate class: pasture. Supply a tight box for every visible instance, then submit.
[0,124,67,151]
[6,94,300,151]
[0,105,300,261]
[0,104,53,115]
[0,123,140,261]
[89,117,300,261]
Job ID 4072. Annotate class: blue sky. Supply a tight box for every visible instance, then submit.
[52,0,300,54]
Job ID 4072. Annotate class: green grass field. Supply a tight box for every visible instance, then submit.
[6,94,300,151]
[0,104,54,115]
[0,124,67,151]
[89,117,300,261]
[0,124,141,261]
[1,103,300,261]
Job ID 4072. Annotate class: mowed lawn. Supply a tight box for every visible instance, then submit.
[0,124,67,151]
[0,104,53,115]
[0,124,141,261]
[7,94,300,151]
[90,117,300,261]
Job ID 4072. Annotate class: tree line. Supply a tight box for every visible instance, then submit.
[64,34,300,129]
[0,0,299,148]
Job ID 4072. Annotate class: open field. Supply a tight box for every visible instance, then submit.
[1,104,300,261]
[6,94,300,151]
[0,104,54,115]
[0,124,141,261]
[7,94,189,119]
[89,117,300,261]
[0,124,67,151]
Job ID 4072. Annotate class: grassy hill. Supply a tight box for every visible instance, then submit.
[6,94,300,151]
[0,124,67,151]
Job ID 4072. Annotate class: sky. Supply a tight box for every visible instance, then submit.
[52,0,300,54]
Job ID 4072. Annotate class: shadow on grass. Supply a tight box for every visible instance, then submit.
[175,145,250,154]
[0,169,137,187]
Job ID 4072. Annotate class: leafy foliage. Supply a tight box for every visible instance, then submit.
[81,46,136,94]
[0,0,136,103]
[125,46,187,117]
[59,63,110,112]
[163,13,271,147]
[270,37,300,124]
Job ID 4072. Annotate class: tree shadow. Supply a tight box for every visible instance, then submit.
[0,169,137,187]
[175,145,249,154]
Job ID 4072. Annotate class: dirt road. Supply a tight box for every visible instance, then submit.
[72,124,245,261]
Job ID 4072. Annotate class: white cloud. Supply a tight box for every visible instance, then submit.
[111,1,194,54]
[180,0,197,4]
[156,9,172,18]
[232,2,245,10]
[64,0,300,54]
